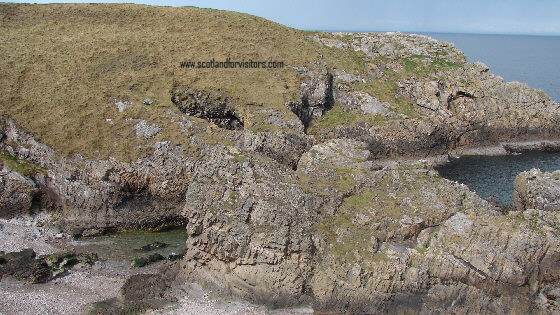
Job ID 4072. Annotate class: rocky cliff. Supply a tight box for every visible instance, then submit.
[1,3,559,314]
[181,140,560,313]
[0,116,188,235]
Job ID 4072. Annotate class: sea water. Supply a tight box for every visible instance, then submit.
[423,32,560,103]
[422,33,560,205]
[436,151,560,206]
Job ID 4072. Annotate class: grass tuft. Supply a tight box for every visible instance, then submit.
[0,150,47,176]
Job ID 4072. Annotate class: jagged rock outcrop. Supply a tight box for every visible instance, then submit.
[309,209,560,314]
[4,106,557,313]
[0,117,189,235]
[512,168,560,212]
[336,90,396,116]
[179,139,560,314]
[396,62,560,147]
[4,104,557,313]
[286,63,334,129]
[307,32,560,158]
[0,164,39,218]
[242,131,315,169]
[182,145,323,305]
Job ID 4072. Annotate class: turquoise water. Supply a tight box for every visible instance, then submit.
[423,33,560,103]
[436,151,560,206]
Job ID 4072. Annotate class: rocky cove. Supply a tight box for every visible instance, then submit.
[1,3,560,314]
[437,149,560,206]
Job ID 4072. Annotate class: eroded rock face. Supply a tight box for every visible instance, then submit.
[0,117,188,235]
[512,168,560,212]
[181,139,560,314]
[336,90,396,116]
[396,63,560,147]
[0,164,39,218]
[287,63,334,129]
[182,145,323,306]
[242,131,315,170]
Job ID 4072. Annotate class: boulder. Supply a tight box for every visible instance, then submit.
[512,168,560,211]
[0,248,51,283]
[85,263,183,314]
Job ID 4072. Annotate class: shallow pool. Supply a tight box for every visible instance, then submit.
[72,227,187,263]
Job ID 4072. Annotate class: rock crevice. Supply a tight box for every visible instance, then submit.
[171,88,244,130]
[287,65,334,131]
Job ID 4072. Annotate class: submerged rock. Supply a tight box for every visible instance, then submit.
[147,253,164,263]
[131,257,147,268]
[167,252,185,261]
[131,253,165,268]
[138,241,168,251]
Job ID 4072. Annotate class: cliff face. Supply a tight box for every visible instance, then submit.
[306,32,560,158]
[1,3,560,314]
[181,140,560,313]
[0,117,188,235]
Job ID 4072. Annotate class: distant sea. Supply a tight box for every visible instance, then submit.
[420,33,560,103]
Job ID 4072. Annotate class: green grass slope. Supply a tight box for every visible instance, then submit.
[0,3,369,161]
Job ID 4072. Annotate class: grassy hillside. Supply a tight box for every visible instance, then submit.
[0,3,368,161]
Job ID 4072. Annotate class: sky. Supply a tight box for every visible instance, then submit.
[4,0,560,35]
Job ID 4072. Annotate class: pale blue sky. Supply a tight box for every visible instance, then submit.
[4,0,560,35]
